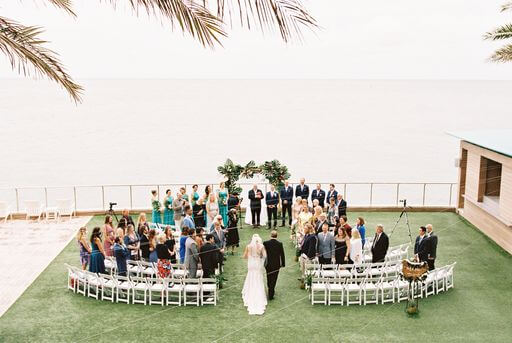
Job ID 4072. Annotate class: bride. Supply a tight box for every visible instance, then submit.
[241,234,267,315]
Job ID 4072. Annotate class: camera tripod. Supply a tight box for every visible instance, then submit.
[389,199,413,244]
[106,203,119,223]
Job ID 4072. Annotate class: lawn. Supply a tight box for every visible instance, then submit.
[0,211,511,343]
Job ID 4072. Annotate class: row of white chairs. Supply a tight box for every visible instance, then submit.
[65,264,218,306]
[310,262,456,306]
[305,260,402,282]
[104,258,206,279]
[0,199,75,223]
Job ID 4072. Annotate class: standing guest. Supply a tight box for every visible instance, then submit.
[311,183,326,208]
[312,204,323,225]
[297,205,313,241]
[179,227,189,264]
[151,190,162,224]
[425,224,438,270]
[124,224,140,261]
[163,189,175,226]
[185,229,200,278]
[173,192,186,230]
[334,227,351,265]
[336,194,347,217]
[182,205,196,230]
[326,184,338,208]
[316,223,335,265]
[280,180,293,227]
[248,184,264,228]
[103,215,115,257]
[113,237,129,276]
[336,215,352,238]
[156,234,172,278]
[180,187,189,203]
[77,227,91,270]
[164,227,177,264]
[116,218,127,241]
[139,226,150,261]
[263,230,286,300]
[326,197,338,230]
[299,224,317,275]
[195,228,205,251]
[203,185,212,224]
[148,229,158,263]
[414,226,428,262]
[226,208,240,255]
[371,224,389,263]
[312,199,320,214]
[301,198,310,213]
[217,182,229,226]
[89,227,106,274]
[190,184,200,207]
[193,197,206,228]
[314,213,328,234]
[206,193,219,230]
[350,229,363,266]
[227,192,240,212]
[200,234,220,278]
[291,197,303,239]
[295,178,310,204]
[136,212,149,234]
[265,185,279,230]
[121,209,135,227]
[355,217,366,247]
[211,220,226,271]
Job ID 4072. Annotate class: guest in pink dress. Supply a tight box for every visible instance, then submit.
[103,215,115,257]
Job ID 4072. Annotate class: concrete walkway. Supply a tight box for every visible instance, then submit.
[0,216,91,317]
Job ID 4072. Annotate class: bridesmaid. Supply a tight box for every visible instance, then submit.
[203,185,212,225]
[163,189,175,226]
[217,182,229,226]
[151,190,162,224]
[190,184,200,206]
[180,187,189,203]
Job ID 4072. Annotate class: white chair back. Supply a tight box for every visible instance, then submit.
[56,199,74,217]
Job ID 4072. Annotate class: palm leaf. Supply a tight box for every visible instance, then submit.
[0,16,83,102]
[489,43,512,62]
[45,0,76,16]
[501,2,512,12]
[484,24,512,41]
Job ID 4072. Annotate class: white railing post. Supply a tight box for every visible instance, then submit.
[73,187,77,213]
[396,183,400,206]
[44,187,48,209]
[369,183,373,206]
[343,184,347,199]
[422,183,426,206]
[101,186,105,210]
[15,188,19,212]
[129,185,133,210]
[449,184,453,206]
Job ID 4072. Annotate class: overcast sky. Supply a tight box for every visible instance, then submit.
[1,0,512,79]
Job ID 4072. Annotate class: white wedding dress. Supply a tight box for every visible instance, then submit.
[241,236,267,315]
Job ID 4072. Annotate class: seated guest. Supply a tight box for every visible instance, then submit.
[195,228,204,251]
[314,213,328,234]
[200,234,220,278]
[334,227,351,265]
[124,224,140,261]
[326,184,338,208]
[355,217,366,247]
[182,205,196,230]
[121,209,135,227]
[299,224,317,275]
[89,227,106,274]
[156,234,172,278]
[371,224,389,263]
[139,226,150,261]
[179,227,189,264]
[113,237,129,276]
[350,229,363,266]
[336,215,352,238]
[164,227,177,264]
[295,178,310,204]
[336,194,347,217]
[316,223,335,265]
[311,183,326,208]
[414,226,428,262]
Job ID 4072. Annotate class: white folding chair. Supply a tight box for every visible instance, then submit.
[362,276,379,305]
[147,277,166,306]
[127,260,141,277]
[183,278,201,306]
[116,275,133,304]
[327,278,345,305]
[0,201,12,224]
[201,278,218,306]
[75,268,88,296]
[56,199,74,221]
[422,270,437,298]
[139,261,157,278]
[165,276,183,306]
[25,200,44,221]
[131,276,149,305]
[445,262,456,291]
[310,277,329,305]
[394,278,410,302]
[435,266,448,294]
[377,275,395,304]
[86,271,101,300]
[65,264,78,293]
[171,264,188,279]
[100,274,116,302]
[320,264,338,278]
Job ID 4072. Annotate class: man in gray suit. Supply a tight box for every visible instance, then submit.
[211,219,226,272]
[316,222,335,265]
[185,229,200,278]
[173,192,186,230]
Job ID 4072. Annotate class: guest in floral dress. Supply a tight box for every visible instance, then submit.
[163,189,175,225]
[156,234,172,278]
[77,226,91,270]
[151,190,162,224]
[217,182,229,226]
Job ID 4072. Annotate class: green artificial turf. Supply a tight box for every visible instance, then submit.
[0,212,511,343]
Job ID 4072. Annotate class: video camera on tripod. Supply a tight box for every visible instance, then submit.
[390,198,413,243]
[106,202,119,222]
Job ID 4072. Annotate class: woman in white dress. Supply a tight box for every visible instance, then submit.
[350,229,363,266]
[242,234,267,315]
[206,193,219,231]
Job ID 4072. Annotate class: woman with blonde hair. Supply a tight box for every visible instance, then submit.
[297,206,313,243]
[156,234,172,278]
[291,197,303,240]
[206,192,219,230]
[350,229,363,266]
[77,227,91,270]
[137,212,148,235]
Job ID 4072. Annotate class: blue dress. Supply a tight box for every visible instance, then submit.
[89,240,105,274]
[152,199,162,224]
[218,190,228,226]
[357,224,366,247]
[149,249,158,263]
[179,236,187,264]
[113,243,129,276]
[163,196,175,225]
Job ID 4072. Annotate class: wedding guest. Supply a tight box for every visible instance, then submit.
[179,227,190,264]
[334,227,351,265]
[163,189,175,226]
[193,197,206,228]
[77,226,91,270]
[227,192,240,211]
[291,197,303,239]
[148,229,158,263]
[336,194,347,217]
[326,197,338,229]
[265,184,279,229]
[190,184,200,207]
[116,218,127,241]
[297,206,313,239]
[185,229,200,278]
[295,178,309,204]
[211,220,226,271]
[151,190,162,224]
[89,227,106,274]
[182,205,196,230]
[299,224,317,275]
[316,223,335,265]
[311,183,326,208]
[121,209,135,227]
[314,213,328,234]
[326,184,338,207]
[371,224,389,263]
[200,234,220,278]
[139,226,150,261]
[301,198,309,212]
[180,186,189,203]
[217,182,229,226]
[195,228,204,251]
[136,212,149,234]
[312,199,320,214]
[414,226,428,262]
[113,237,129,276]
[226,208,240,255]
[248,184,264,228]
[103,215,115,257]
[124,224,140,261]
[156,234,172,278]
[206,193,219,230]
[350,229,363,266]
[164,227,177,264]
[355,217,366,247]
[203,185,212,224]
[336,215,352,238]
[425,224,438,270]
[280,180,294,227]
[173,192,186,230]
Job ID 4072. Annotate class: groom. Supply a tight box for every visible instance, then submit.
[263,230,285,300]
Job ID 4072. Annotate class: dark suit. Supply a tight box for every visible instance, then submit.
[263,239,285,300]
[314,220,328,234]
[300,234,318,259]
[248,189,264,226]
[295,184,310,202]
[414,235,428,262]
[311,189,326,207]
[425,232,438,270]
[337,199,347,217]
[371,232,389,263]
[122,215,135,228]
[280,186,293,225]
[326,190,338,205]
[200,242,219,278]
[265,191,279,228]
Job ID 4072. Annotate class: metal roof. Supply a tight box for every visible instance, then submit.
[447,129,512,158]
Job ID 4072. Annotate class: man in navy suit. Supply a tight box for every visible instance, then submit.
[295,178,309,203]
[414,226,428,262]
[280,180,293,227]
[266,185,279,229]
[325,184,338,208]
[311,183,326,208]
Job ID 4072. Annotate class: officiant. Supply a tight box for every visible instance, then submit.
[265,185,279,229]
[248,184,264,228]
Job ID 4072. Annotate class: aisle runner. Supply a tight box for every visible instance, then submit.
[0,217,91,317]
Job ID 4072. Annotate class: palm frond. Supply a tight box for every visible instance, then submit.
[0,16,82,102]
[45,0,76,16]
[109,0,226,47]
[489,43,512,62]
[484,24,512,40]
[501,2,512,12]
